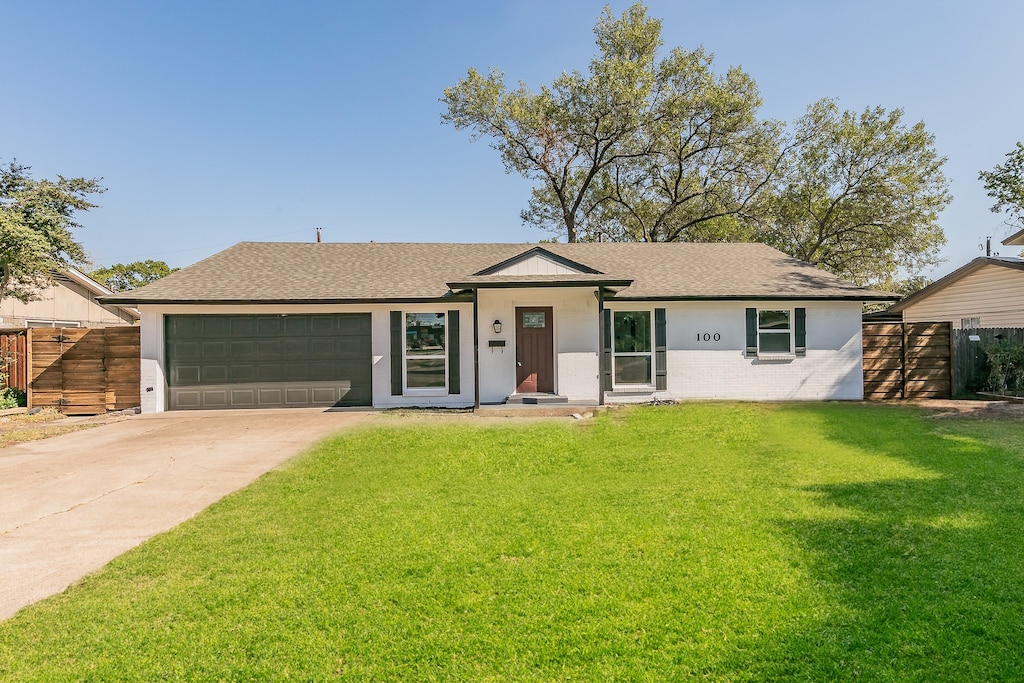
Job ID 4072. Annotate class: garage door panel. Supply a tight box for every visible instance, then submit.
[229,340,257,359]
[166,314,372,410]
[257,317,284,335]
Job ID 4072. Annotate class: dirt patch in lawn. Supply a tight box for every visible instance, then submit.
[906,399,1024,420]
[0,409,135,448]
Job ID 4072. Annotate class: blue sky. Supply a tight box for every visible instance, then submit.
[5,1,1022,277]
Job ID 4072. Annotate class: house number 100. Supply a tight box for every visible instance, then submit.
[697,332,721,342]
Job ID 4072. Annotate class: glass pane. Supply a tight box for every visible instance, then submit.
[406,313,445,356]
[406,358,446,388]
[614,311,652,353]
[522,312,546,328]
[758,310,790,331]
[759,332,791,353]
[614,355,652,384]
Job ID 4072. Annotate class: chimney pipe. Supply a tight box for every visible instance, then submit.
[316,227,322,243]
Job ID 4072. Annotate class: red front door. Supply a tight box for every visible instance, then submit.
[515,307,554,393]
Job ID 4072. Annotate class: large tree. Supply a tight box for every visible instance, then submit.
[0,160,104,305]
[978,141,1024,232]
[442,4,779,243]
[759,99,950,288]
[90,260,178,292]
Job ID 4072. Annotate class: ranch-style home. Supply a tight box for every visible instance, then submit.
[102,241,894,412]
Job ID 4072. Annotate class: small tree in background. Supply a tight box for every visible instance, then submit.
[0,159,104,307]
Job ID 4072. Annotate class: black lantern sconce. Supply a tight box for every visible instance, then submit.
[492,319,502,334]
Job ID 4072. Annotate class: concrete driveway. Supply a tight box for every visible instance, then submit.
[0,408,370,621]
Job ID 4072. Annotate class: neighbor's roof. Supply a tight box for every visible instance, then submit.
[887,256,1024,313]
[101,241,894,304]
[1002,227,1024,247]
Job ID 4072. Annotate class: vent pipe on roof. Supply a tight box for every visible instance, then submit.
[316,227,322,243]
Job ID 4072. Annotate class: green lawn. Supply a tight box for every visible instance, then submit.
[2,403,1023,681]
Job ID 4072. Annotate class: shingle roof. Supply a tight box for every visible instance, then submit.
[101,241,894,304]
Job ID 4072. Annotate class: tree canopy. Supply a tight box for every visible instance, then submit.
[979,142,1024,232]
[442,3,951,289]
[442,4,780,243]
[0,160,103,305]
[90,260,178,292]
[760,100,950,289]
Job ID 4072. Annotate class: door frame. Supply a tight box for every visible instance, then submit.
[514,306,555,393]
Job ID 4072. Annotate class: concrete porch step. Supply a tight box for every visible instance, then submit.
[504,393,570,405]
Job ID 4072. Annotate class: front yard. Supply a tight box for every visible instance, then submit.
[1,403,1022,680]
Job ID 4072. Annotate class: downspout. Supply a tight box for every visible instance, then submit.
[597,287,605,406]
[473,287,480,410]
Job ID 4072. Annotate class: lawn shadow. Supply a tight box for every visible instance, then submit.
[717,404,1024,681]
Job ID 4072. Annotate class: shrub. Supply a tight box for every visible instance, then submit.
[0,387,26,409]
[982,338,1024,394]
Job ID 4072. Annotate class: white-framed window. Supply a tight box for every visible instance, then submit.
[961,317,980,330]
[404,312,447,391]
[25,319,82,328]
[757,309,792,354]
[613,310,653,386]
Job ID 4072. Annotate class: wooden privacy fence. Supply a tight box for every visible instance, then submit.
[863,322,952,399]
[26,327,141,415]
[952,327,1024,396]
[1,329,29,391]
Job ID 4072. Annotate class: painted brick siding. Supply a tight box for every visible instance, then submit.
[607,300,864,401]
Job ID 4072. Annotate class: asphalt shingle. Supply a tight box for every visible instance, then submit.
[102,241,893,303]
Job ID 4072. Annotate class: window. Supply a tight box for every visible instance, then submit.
[405,312,446,389]
[961,317,980,330]
[758,310,792,354]
[25,320,82,328]
[613,311,652,385]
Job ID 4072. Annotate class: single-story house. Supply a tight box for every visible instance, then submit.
[102,242,893,412]
[885,256,1024,329]
[0,267,139,329]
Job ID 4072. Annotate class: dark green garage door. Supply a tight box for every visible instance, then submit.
[166,314,372,410]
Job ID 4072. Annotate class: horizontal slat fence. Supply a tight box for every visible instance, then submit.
[29,327,140,414]
[952,327,1024,396]
[863,321,951,399]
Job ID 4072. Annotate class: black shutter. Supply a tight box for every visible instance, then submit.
[448,310,460,394]
[794,307,806,356]
[390,311,403,395]
[745,308,758,356]
[655,308,667,390]
[602,309,613,391]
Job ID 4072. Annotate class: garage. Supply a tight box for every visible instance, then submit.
[165,314,372,410]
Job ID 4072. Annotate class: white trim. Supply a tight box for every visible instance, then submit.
[611,309,655,390]
[25,319,82,328]
[402,311,448,395]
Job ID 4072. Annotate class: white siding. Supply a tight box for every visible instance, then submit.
[137,296,866,412]
[491,254,582,276]
[607,300,864,401]
[477,287,599,403]
[137,303,476,413]
[902,264,1024,328]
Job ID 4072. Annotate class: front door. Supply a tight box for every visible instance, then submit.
[515,307,554,393]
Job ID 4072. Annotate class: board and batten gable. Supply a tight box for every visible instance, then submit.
[896,260,1024,328]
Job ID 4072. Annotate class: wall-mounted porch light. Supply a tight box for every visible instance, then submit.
[492,319,502,334]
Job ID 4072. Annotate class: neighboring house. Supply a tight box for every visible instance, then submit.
[1002,227,1024,248]
[0,267,139,328]
[886,256,1024,329]
[102,242,893,412]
